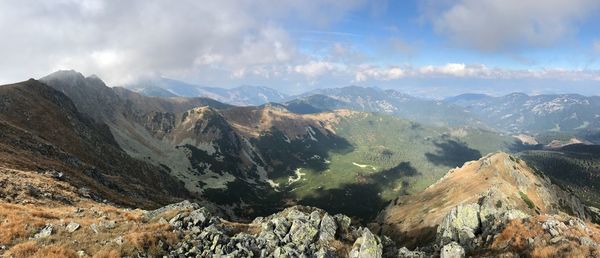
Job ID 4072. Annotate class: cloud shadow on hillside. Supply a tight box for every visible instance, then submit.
[297,161,420,222]
[425,140,481,167]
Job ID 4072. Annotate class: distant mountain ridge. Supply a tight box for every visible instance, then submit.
[126,77,288,106]
[285,86,486,128]
[126,77,600,134]
[446,92,600,133]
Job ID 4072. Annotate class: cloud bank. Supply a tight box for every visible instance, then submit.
[0,0,598,96]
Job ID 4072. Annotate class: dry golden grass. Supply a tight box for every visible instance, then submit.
[0,204,47,243]
[488,215,600,257]
[4,241,77,258]
[492,219,544,251]
[0,166,180,257]
[92,248,121,258]
[2,200,177,257]
[5,241,38,257]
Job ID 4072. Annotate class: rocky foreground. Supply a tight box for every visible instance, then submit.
[1,153,600,257]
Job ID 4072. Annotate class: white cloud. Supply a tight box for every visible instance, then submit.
[0,0,367,85]
[424,0,600,51]
[354,63,600,82]
[355,66,406,81]
[293,61,342,78]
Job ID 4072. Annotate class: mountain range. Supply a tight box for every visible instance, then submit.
[0,70,598,257]
[129,77,600,136]
[446,93,600,133]
[126,77,288,106]
[38,70,520,220]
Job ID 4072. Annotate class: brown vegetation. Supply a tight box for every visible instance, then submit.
[486,215,600,257]
[0,166,182,257]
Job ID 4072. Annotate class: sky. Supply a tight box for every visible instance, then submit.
[1,0,599,97]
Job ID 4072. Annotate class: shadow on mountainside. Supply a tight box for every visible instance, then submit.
[253,128,354,180]
[425,139,481,167]
[297,161,421,223]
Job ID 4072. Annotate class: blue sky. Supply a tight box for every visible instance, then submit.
[0,0,599,97]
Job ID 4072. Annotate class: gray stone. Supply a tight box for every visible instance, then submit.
[289,219,319,245]
[113,236,124,245]
[189,208,209,226]
[34,224,53,239]
[169,213,184,225]
[90,224,99,234]
[440,242,465,258]
[272,217,291,239]
[66,221,80,233]
[318,213,337,242]
[397,247,426,258]
[579,237,598,247]
[101,220,116,229]
[436,203,480,246]
[158,217,168,225]
[309,210,321,226]
[144,200,200,220]
[550,236,564,244]
[349,228,382,258]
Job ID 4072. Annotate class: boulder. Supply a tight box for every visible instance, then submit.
[397,247,427,258]
[349,228,382,258]
[34,224,53,239]
[436,203,480,246]
[440,242,465,258]
[289,219,319,245]
[318,213,337,242]
[66,221,80,233]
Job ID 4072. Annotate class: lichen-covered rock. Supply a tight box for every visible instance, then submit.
[349,228,383,258]
[289,219,319,245]
[158,203,377,257]
[440,242,464,258]
[319,213,337,242]
[436,203,481,247]
[397,247,427,258]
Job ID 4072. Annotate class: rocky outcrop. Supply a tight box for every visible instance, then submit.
[146,203,385,257]
[375,152,590,249]
[349,229,383,258]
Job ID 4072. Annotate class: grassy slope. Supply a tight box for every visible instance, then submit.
[272,112,515,221]
[518,146,600,208]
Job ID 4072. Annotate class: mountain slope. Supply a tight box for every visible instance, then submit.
[445,93,600,133]
[375,152,590,249]
[518,144,600,209]
[0,79,189,208]
[288,86,485,128]
[39,71,516,221]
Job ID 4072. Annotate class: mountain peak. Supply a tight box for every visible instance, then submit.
[376,151,589,248]
[42,69,85,81]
